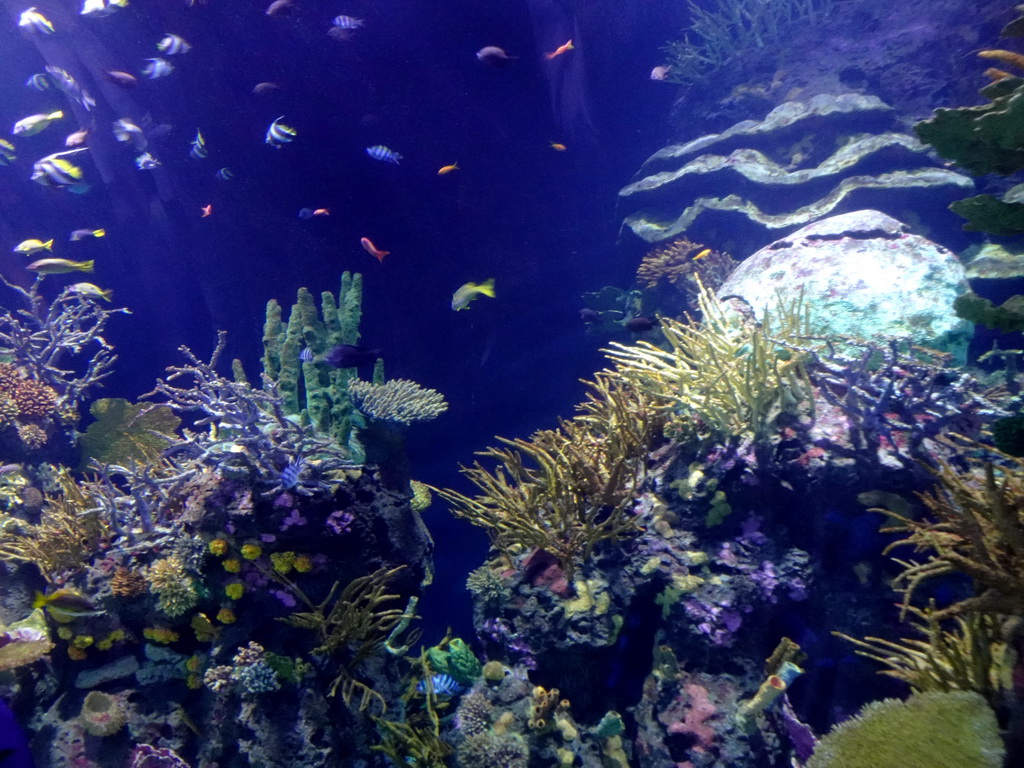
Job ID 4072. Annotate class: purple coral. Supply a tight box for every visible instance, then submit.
[326,509,354,535]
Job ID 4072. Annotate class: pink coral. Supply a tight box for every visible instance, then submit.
[666,683,718,753]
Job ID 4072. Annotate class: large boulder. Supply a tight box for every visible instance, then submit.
[717,210,973,363]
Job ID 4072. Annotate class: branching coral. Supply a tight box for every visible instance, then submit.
[278,565,413,710]
[348,378,448,425]
[145,331,359,494]
[0,469,109,582]
[438,373,661,580]
[636,238,736,297]
[882,444,1024,620]
[605,286,812,443]
[837,606,1013,706]
[661,0,834,85]
[0,276,127,414]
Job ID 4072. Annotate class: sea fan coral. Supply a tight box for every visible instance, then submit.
[79,690,129,736]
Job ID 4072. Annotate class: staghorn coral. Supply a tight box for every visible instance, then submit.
[146,555,198,618]
[438,372,661,581]
[605,285,812,443]
[0,277,127,414]
[348,378,448,425]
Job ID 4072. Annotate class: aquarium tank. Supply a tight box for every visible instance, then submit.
[1,0,1023,766]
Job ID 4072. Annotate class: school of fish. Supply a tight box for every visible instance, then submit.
[2,6,584,308]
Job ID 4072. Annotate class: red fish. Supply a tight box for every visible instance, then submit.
[361,237,388,262]
[545,39,574,60]
[313,208,330,216]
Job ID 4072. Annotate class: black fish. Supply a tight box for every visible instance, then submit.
[324,344,381,368]
[625,316,657,333]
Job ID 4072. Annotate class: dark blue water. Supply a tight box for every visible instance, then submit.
[0,0,684,637]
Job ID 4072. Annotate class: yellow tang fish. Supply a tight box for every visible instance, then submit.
[33,589,105,623]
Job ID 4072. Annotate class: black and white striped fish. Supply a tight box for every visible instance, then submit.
[280,458,305,489]
[266,116,297,148]
[366,145,401,164]
[25,74,49,91]
[158,34,191,55]
[142,58,174,79]
[417,674,465,697]
[299,347,314,363]
[332,15,363,29]
[190,130,207,159]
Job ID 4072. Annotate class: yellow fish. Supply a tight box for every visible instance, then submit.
[69,282,113,301]
[27,258,94,274]
[33,589,104,623]
[693,248,711,261]
[13,238,53,255]
[437,162,459,175]
[549,141,567,151]
[12,110,64,137]
[452,279,495,311]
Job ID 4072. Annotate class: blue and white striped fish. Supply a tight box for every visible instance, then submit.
[417,674,464,697]
[215,167,233,181]
[299,347,314,363]
[332,15,363,29]
[366,145,402,164]
[266,116,297,148]
[280,458,305,489]
[190,130,207,159]
[142,58,174,79]
[158,34,191,55]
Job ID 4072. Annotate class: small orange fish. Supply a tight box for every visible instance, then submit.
[360,237,389,263]
[201,204,212,217]
[437,162,459,175]
[693,248,711,261]
[549,141,567,152]
[545,39,574,60]
[313,208,330,216]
